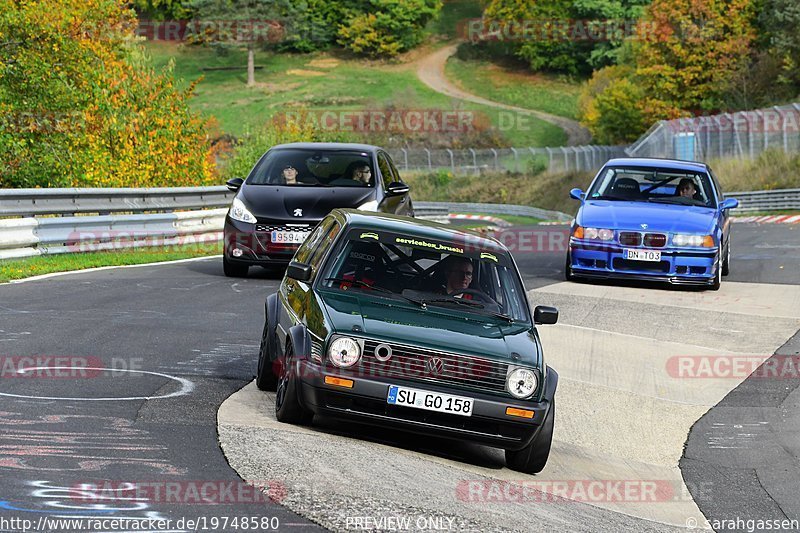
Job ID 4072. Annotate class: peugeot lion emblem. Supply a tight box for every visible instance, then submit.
[293,208,303,217]
[427,357,444,375]
[640,223,648,229]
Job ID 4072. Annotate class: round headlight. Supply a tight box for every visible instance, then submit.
[597,229,614,241]
[328,337,361,368]
[506,367,538,399]
[584,227,599,240]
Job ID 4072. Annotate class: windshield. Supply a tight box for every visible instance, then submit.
[587,166,716,207]
[319,229,530,323]
[247,149,375,187]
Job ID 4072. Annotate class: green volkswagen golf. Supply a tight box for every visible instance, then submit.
[256,209,559,473]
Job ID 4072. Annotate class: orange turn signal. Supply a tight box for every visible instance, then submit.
[572,226,584,239]
[702,235,715,248]
[506,407,535,419]
[324,375,354,388]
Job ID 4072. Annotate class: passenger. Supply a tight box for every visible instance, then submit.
[351,164,372,185]
[281,165,298,185]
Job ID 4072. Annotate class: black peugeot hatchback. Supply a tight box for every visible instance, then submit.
[223,142,414,277]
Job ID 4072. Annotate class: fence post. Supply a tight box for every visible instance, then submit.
[425,148,432,171]
[401,148,408,171]
[510,147,519,173]
[561,147,569,171]
[490,148,499,171]
[469,148,477,175]
[714,116,723,159]
[761,110,768,151]
[747,111,755,159]
[446,149,455,173]
[545,147,553,171]
[792,104,800,153]
[573,147,580,171]
[776,106,787,154]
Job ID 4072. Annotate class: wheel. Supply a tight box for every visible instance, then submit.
[709,258,722,291]
[223,256,249,277]
[275,343,314,425]
[505,400,554,474]
[256,320,279,391]
[564,252,575,282]
[721,238,731,276]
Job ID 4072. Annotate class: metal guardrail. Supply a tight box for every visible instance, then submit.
[0,186,795,259]
[0,186,233,217]
[727,188,800,213]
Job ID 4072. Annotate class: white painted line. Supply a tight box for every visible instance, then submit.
[1,367,194,401]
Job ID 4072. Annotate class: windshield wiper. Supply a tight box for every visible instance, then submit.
[421,297,515,323]
[323,278,426,308]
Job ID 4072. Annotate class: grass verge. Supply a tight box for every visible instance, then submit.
[0,243,220,283]
[445,56,582,120]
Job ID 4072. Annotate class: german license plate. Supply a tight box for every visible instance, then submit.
[387,385,473,417]
[270,231,307,244]
[624,249,661,262]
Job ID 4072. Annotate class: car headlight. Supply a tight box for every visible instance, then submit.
[672,234,714,247]
[327,337,361,368]
[357,200,379,211]
[228,197,257,224]
[583,227,614,241]
[506,367,538,399]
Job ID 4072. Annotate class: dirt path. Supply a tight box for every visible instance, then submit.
[416,44,592,146]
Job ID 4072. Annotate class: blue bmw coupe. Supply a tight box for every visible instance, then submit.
[566,158,739,290]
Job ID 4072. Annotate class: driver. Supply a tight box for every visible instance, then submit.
[444,256,473,295]
[676,178,697,199]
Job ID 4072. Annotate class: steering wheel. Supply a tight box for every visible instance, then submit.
[449,288,498,306]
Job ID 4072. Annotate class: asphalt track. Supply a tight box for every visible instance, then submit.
[0,223,798,532]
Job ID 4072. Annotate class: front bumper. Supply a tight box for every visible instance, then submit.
[569,240,719,286]
[295,360,554,451]
[224,218,314,266]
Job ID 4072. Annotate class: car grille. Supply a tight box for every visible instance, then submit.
[358,339,510,394]
[613,258,670,272]
[643,233,667,247]
[254,223,313,233]
[619,232,642,246]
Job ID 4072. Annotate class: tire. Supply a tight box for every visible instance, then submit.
[709,258,722,291]
[256,320,279,391]
[505,400,555,474]
[721,238,731,276]
[275,343,314,425]
[223,256,249,278]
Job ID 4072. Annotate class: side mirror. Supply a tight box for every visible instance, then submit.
[226,177,244,191]
[286,261,312,282]
[720,198,739,210]
[386,181,410,196]
[569,188,585,201]
[533,305,558,325]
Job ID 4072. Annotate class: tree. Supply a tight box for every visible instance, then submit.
[186,0,300,87]
[0,0,214,187]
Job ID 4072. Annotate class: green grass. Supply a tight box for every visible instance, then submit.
[445,56,583,120]
[143,41,566,147]
[0,243,220,283]
[430,0,483,39]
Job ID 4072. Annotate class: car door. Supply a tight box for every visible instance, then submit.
[377,151,412,216]
[277,218,337,354]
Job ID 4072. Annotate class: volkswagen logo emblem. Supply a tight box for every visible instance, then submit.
[427,357,444,375]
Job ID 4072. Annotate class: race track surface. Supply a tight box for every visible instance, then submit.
[0,222,798,532]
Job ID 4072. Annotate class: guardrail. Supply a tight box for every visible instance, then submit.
[727,188,800,213]
[0,186,795,259]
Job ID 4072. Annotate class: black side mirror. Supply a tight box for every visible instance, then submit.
[533,305,558,325]
[386,181,410,196]
[286,260,312,282]
[226,177,244,191]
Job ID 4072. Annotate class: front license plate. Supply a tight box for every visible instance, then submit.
[387,385,473,417]
[625,248,661,262]
[270,231,307,244]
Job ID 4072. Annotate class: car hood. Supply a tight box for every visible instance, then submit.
[320,292,540,366]
[578,200,719,234]
[239,185,375,221]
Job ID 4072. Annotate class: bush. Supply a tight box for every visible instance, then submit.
[337,0,443,58]
[579,66,647,144]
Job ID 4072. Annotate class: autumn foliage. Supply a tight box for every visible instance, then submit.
[0,0,215,188]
